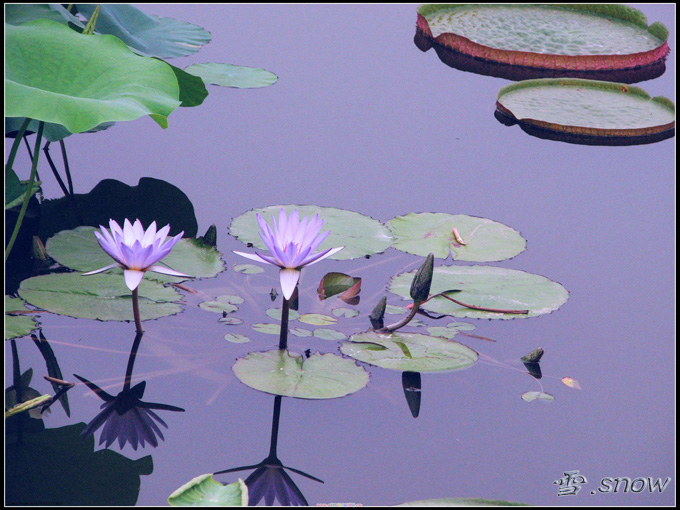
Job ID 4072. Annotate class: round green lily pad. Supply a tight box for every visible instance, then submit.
[233,264,264,275]
[232,350,369,399]
[298,313,336,326]
[18,273,183,321]
[45,226,225,283]
[199,295,242,314]
[224,333,250,344]
[251,323,281,335]
[387,213,526,261]
[341,330,478,373]
[266,307,300,321]
[313,328,346,341]
[229,205,394,260]
[417,4,669,71]
[389,265,569,319]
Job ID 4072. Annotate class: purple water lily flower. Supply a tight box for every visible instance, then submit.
[234,209,344,299]
[82,219,188,291]
[75,375,184,451]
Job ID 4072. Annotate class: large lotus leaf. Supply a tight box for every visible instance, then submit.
[340,330,478,372]
[45,226,224,284]
[5,116,115,142]
[18,273,183,321]
[6,421,153,506]
[76,4,211,59]
[230,205,394,260]
[497,79,675,136]
[389,265,569,319]
[417,4,669,70]
[185,63,278,89]
[387,213,526,261]
[232,350,369,399]
[38,177,198,241]
[5,4,82,27]
[168,474,248,506]
[5,296,39,340]
[6,20,180,133]
[398,497,529,506]
[169,64,209,108]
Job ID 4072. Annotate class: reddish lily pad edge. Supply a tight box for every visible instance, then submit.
[416,4,670,71]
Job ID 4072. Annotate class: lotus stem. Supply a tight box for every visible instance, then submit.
[279,297,290,350]
[124,331,144,391]
[440,293,529,314]
[131,288,144,334]
[6,118,30,175]
[379,300,421,333]
[6,121,44,262]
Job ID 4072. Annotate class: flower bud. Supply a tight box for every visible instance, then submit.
[410,253,434,304]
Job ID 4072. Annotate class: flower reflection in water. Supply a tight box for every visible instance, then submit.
[234,208,344,300]
[215,396,323,506]
[74,332,184,450]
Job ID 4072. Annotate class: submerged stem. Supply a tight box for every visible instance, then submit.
[6,121,44,261]
[379,301,421,333]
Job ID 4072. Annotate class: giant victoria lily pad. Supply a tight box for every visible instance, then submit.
[230,205,393,260]
[387,213,526,261]
[341,330,478,373]
[416,4,670,71]
[496,79,675,145]
[5,20,180,133]
[389,265,568,319]
[232,350,369,399]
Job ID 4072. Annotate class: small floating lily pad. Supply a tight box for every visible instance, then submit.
[387,213,526,261]
[266,307,300,321]
[521,391,555,402]
[5,296,40,340]
[313,329,346,341]
[18,273,183,321]
[298,313,337,326]
[417,4,669,71]
[389,265,568,319]
[232,350,369,399]
[290,327,312,337]
[341,330,478,373]
[185,63,277,89]
[233,264,264,275]
[219,317,243,326]
[168,474,248,506]
[199,295,242,314]
[230,205,393,260]
[224,333,250,344]
[497,79,675,144]
[332,307,359,319]
[251,323,281,335]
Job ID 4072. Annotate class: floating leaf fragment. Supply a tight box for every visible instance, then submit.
[168,474,248,506]
[234,264,264,275]
[224,333,250,344]
[313,329,346,341]
[289,328,312,338]
[521,391,554,403]
[298,314,337,326]
[561,377,582,390]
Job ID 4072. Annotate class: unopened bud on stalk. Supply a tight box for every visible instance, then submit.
[369,296,387,330]
[410,253,434,305]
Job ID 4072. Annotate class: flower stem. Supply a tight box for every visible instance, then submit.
[278,297,290,350]
[131,288,144,334]
[379,301,421,333]
[124,331,144,391]
[6,121,44,262]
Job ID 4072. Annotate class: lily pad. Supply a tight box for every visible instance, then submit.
[224,334,250,344]
[390,265,569,319]
[6,20,180,133]
[45,226,225,284]
[251,323,281,335]
[200,295,242,314]
[387,213,526,261]
[521,391,555,403]
[75,4,211,59]
[416,4,669,71]
[168,474,248,506]
[340,330,478,373]
[219,317,243,326]
[318,272,362,300]
[298,314,337,326]
[185,63,278,89]
[496,79,675,144]
[290,328,312,338]
[233,350,369,399]
[230,205,393,260]
[18,273,183,321]
[332,307,359,319]
[313,329,346,341]
[233,264,264,275]
[266,307,300,321]
[5,296,40,340]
